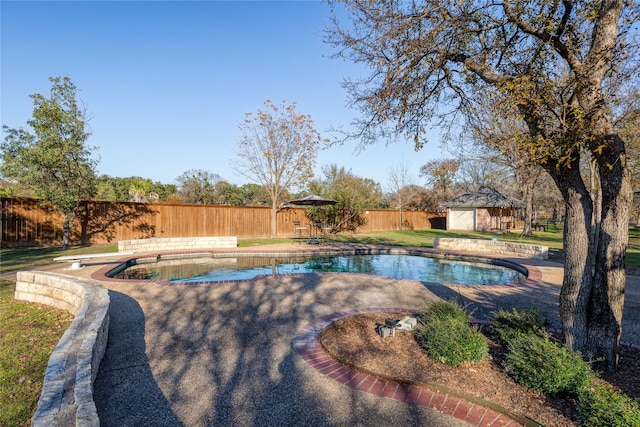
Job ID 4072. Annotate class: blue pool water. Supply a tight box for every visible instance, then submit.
[111,254,525,285]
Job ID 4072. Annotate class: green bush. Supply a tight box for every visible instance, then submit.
[488,307,549,346]
[419,300,471,324]
[577,379,640,427]
[417,300,488,367]
[504,333,593,397]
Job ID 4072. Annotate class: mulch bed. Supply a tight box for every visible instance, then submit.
[318,311,640,427]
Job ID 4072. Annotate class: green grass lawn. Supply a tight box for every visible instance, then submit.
[0,280,73,427]
[327,228,567,263]
[0,243,118,274]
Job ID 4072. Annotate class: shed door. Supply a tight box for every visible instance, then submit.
[449,208,476,230]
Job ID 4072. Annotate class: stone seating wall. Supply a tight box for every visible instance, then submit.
[433,237,549,260]
[14,272,109,427]
[118,236,238,252]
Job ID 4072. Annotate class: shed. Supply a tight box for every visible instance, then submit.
[441,186,525,232]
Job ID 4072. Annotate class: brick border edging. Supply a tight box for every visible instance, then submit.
[14,272,109,427]
[293,308,530,427]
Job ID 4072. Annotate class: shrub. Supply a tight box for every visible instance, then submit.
[417,300,488,367]
[419,300,471,324]
[577,379,640,427]
[504,333,593,397]
[488,307,549,346]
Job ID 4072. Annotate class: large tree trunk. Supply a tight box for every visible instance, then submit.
[548,137,631,372]
[550,0,628,370]
[587,137,631,371]
[548,162,594,354]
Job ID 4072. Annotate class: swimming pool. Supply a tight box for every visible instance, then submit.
[108,253,526,285]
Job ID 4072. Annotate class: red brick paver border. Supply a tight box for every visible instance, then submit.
[293,308,527,427]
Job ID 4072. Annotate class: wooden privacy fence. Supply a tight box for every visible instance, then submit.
[1,198,445,247]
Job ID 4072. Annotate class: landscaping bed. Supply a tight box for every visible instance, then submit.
[319,311,640,427]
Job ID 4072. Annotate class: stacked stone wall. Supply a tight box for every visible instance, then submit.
[118,236,238,252]
[14,272,109,427]
[433,238,548,260]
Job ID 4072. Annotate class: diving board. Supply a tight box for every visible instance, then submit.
[53,251,136,269]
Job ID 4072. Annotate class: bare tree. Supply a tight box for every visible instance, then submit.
[404,185,439,212]
[456,159,508,193]
[387,162,416,230]
[236,100,324,237]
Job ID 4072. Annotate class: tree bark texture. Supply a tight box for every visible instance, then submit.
[550,90,631,372]
[587,138,631,371]
[548,163,594,354]
[548,134,631,373]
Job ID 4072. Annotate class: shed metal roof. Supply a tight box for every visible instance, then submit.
[441,186,525,209]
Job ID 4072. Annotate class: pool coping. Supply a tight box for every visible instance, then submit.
[90,245,543,290]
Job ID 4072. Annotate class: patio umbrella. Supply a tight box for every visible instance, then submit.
[287,194,337,243]
[287,194,337,206]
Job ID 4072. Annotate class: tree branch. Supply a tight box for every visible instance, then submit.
[502,0,582,69]
[448,53,508,84]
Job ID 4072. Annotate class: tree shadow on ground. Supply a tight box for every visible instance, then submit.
[94,290,183,426]
[96,271,467,426]
[420,278,564,329]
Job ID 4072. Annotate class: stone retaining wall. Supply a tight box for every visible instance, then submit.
[118,236,238,252]
[433,238,549,260]
[14,272,109,427]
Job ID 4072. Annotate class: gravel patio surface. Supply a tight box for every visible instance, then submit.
[91,261,471,426]
[25,243,640,426]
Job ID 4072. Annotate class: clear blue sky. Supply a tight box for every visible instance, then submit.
[1,0,444,190]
